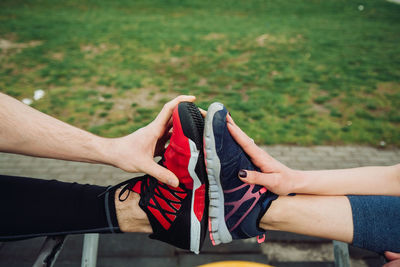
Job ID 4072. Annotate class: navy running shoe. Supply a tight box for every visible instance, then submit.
[204,102,278,245]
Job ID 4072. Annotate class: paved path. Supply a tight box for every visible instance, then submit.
[1,145,398,185]
[387,0,400,5]
[0,146,399,267]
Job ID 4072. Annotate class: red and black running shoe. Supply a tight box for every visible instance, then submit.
[108,102,208,253]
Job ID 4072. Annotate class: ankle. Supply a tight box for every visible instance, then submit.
[258,199,287,231]
[114,189,152,233]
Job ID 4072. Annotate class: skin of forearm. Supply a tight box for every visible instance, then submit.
[293,164,400,196]
[0,92,111,164]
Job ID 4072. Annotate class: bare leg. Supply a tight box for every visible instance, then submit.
[114,190,354,240]
[114,189,152,233]
[260,195,353,243]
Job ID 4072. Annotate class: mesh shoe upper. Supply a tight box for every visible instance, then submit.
[118,174,193,250]
[211,104,278,240]
[108,102,208,253]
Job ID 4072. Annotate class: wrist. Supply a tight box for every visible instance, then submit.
[58,132,112,165]
[392,164,400,186]
[288,169,308,194]
[91,136,118,166]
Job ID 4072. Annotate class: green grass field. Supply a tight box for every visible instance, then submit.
[1,0,399,146]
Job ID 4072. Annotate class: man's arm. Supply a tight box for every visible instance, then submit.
[0,92,195,186]
[0,92,110,163]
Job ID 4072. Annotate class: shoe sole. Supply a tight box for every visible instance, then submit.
[204,102,232,245]
[177,102,207,253]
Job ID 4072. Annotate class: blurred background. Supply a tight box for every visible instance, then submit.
[0,0,399,266]
[1,0,399,146]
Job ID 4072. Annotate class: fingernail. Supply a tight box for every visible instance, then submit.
[239,170,247,178]
[168,178,179,187]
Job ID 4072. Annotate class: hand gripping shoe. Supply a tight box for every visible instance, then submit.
[204,102,278,245]
[106,102,208,253]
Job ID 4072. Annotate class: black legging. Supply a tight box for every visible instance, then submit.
[0,175,121,241]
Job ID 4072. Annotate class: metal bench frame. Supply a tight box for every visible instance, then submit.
[33,233,99,267]
[33,235,351,267]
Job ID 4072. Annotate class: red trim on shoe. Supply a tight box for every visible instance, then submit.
[164,107,194,190]
[172,185,185,192]
[166,213,176,222]
[148,206,171,230]
[131,180,142,194]
[194,184,205,221]
[171,202,181,210]
[175,192,187,199]
[257,234,266,243]
[159,187,180,202]
[260,187,267,194]
[154,194,175,213]
[208,217,216,246]
[146,182,189,230]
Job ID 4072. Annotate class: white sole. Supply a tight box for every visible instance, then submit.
[188,139,201,254]
[204,103,232,245]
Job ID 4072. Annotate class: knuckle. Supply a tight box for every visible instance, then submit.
[163,102,171,109]
[246,138,254,146]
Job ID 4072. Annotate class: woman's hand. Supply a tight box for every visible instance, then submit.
[107,95,196,187]
[226,115,298,195]
[383,252,400,267]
